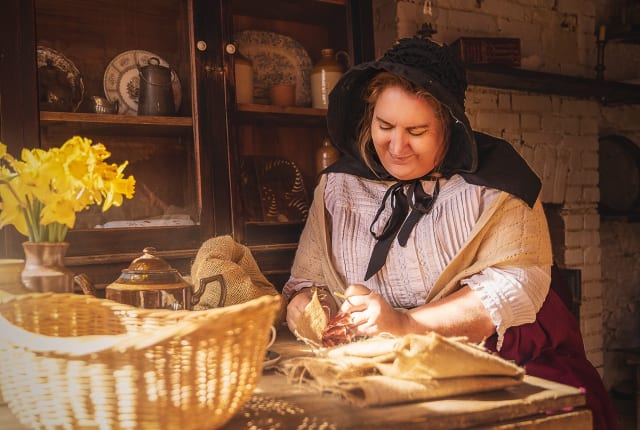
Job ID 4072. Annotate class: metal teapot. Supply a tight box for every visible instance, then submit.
[137,57,175,116]
[75,247,226,310]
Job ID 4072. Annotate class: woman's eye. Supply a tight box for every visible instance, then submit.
[409,128,427,136]
[378,123,393,131]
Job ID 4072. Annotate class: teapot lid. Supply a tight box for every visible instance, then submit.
[118,247,185,284]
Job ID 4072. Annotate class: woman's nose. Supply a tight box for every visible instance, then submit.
[388,130,408,153]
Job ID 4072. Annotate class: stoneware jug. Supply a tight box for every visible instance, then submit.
[311,48,349,109]
[137,57,175,116]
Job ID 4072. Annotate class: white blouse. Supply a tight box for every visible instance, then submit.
[285,173,550,345]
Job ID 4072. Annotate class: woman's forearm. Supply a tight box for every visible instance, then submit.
[405,285,496,343]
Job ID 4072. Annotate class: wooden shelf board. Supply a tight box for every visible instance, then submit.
[465,64,640,105]
[40,111,193,136]
[236,103,327,125]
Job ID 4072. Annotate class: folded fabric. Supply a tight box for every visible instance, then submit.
[190,235,285,322]
[282,332,524,407]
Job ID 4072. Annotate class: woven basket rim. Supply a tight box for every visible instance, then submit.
[0,292,282,356]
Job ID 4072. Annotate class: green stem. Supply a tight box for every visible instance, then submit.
[23,196,38,242]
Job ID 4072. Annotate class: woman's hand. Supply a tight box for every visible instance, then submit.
[286,289,313,334]
[286,287,339,334]
[340,284,412,336]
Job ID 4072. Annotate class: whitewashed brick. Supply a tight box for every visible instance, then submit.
[466,90,498,110]
[582,150,598,169]
[583,281,603,299]
[583,331,604,352]
[582,314,604,336]
[582,186,600,203]
[564,186,583,203]
[564,231,583,248]
[474,112,520,130]
[560,99,600,117]
[581,263,601,282]
[584,246,601,264]
[550,148,570,203]
[521,131,563,146]
[540,114,564,132]
[520,113,540,130]
[446,9,496,33]
[564,247,584,265]
[512,94,553,112]
[562,213,587,232]
[497,93,511,110]
[579,116,600,135]
[584,213,600,230]
[580,298,603,317]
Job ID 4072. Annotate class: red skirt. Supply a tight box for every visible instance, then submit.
[485,288,618,430]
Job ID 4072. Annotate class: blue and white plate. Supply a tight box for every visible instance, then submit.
[235,30,312,106]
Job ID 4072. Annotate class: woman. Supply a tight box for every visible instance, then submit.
[283,37,616,429]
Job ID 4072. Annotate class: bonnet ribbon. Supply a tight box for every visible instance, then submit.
[364,179,440,280]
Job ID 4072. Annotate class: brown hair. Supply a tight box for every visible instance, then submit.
[356,72,452,175]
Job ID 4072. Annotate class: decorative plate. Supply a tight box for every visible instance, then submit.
[234,30,312,106]
[103,50,181,115]
[36,46,85,112]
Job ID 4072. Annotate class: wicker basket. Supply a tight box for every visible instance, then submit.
[0,292,282,430]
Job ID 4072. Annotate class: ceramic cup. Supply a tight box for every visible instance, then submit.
[270,83,296,107]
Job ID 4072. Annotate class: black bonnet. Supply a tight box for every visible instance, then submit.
[326,37,477,176]
[324,36,541,208]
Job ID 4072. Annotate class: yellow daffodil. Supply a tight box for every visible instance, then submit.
[0,137,136,242]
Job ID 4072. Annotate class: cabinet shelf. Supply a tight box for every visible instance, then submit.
[40,112,193,136]
[236,103,327,126]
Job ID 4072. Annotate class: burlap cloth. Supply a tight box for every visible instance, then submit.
[281,331,524,407]
[190,235,285,323]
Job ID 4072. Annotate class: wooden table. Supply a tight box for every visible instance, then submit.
[0,324,592,430]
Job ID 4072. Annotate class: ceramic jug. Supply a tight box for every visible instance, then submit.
[235,51,254,104]
[138,57,175,116]
[310,49,349,109]
[315,136,340,174]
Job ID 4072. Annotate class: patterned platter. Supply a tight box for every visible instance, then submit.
[36,46,85,112]
[235,30,312,106]
[103,50,181,115]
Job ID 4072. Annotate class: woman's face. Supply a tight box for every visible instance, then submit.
[371,86,446,180]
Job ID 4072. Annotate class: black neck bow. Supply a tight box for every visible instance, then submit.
[365,179,440,280]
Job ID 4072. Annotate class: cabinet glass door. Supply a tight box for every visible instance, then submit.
[35,0,198,231]
[222,0,373,286]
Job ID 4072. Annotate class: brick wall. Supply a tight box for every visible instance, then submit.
[599,105,640,387]
[371,0,640,389]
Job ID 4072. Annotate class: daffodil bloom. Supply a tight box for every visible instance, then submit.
[0,137,136,242]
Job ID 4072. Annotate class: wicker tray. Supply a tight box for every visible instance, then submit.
[0,292,282,430]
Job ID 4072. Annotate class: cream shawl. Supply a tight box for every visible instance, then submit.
[291,175,553,303]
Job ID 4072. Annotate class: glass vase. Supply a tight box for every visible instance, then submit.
[21,242,74,293]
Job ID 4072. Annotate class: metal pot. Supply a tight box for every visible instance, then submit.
[75,247,226,310]
[137,57,175,116]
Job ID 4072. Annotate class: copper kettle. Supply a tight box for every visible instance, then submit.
[75,247,226,310]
